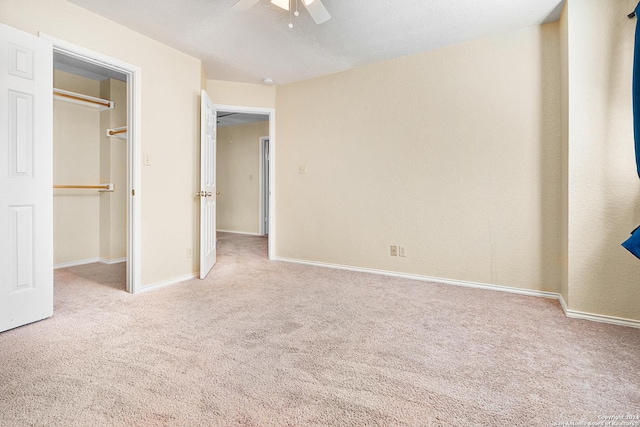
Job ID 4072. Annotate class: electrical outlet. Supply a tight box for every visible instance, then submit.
[390,245,398,256]
[144,153,151,166]
[399,246,406,257]
[298,165,307,174]
[186,248,193,258]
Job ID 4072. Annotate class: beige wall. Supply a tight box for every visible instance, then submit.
[53,71,101,264]
[1,0,203,287]
[217,121,269,234]
[99,79,127,262]
[201,63,208,92]
[276,24,563,293]
[566,0,640,320]
[275,4,640,322]
[206,80,276,108]
[559,0,570,306]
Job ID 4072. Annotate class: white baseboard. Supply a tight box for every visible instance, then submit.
[55,257,127,269]
[217,229,263,236]
[557,294,640,329]
[139,273,198,293]
[54,257,100,269]
[99,257,127,265]
[275,257,640,329]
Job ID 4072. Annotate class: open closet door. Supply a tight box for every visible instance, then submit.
[0,24,54,332]
[199,90,217,279]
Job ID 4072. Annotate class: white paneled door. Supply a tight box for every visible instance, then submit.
[199,90,217,279]
[0,24,53,333]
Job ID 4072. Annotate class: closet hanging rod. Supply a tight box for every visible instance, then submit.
[53,183,114,192]
[53,89,114,110]
[55,91,110,107]
[108,127,127,136]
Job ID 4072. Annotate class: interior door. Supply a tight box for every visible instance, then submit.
[0,24,53,333]
[199,90,216,279]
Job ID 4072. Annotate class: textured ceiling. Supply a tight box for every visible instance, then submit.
[68,0,564,85]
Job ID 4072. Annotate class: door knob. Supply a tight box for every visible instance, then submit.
[196,191,214,197]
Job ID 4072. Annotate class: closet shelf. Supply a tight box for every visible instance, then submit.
[53,88,114,111]
[107,126,127,139]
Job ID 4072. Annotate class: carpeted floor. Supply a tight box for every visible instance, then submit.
[1,232,639,426]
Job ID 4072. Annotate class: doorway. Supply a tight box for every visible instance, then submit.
[213,105,275,259]
[260,136,270,236]
[44,34,141,293]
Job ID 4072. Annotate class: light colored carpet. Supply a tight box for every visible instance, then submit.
[1,232,639,426]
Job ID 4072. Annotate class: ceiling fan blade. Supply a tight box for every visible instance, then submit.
[232,0,260,11]
[303,0,331,24]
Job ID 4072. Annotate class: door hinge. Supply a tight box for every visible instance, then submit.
[132,189,135,196]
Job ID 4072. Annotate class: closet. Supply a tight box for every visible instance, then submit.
[53,58,128,282]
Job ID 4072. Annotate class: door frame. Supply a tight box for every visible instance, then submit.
[259,136,269,236]
[213,104,275,259]
[40,33,142,293]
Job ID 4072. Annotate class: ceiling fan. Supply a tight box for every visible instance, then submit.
[232,0,331,26]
